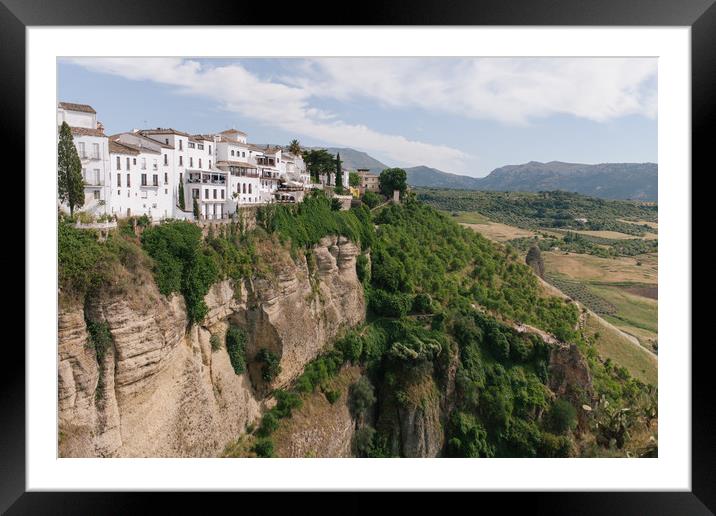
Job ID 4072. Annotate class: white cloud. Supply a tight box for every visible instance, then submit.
[290,57,657,125]
[66,58,469,172]
[67,57,656,172]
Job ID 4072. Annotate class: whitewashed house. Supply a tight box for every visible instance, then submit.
[107,136,173,220]
[57,102,111,215]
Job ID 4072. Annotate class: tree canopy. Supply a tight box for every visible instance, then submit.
[57,122,85,216]
[379,168,408,197]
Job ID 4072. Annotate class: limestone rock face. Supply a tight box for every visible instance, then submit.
[241,235,366,390]
[57,235,365,457]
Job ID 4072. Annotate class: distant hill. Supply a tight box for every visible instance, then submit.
[405,166,483,190]
[321,147,388,173]
[406,161,657,201]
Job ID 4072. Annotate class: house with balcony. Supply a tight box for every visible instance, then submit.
[57,102,111,215]
[107,138,173,220]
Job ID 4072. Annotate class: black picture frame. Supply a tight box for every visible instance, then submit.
[4,0,710,512]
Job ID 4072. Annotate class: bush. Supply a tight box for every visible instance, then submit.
[412,293,433,314]
[274,390,303,418]
[353,426,376,457]
[225,325,247,374]
[368,289,412,318]
[361,191,382,209]
[349,377,375,417]
[546,399,578,435]
[336,333,363,363]
[141,221,219,323]
[58,220,112,296]
[257,412,279,437]
[209,334,221,351]
[257,348,281,383]
[252,438,275,457]
[446,411,494,458]
[324,389,341,404]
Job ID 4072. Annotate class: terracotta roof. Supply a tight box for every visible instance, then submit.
[216,160,257,168]
[220,128,247,136]
[67,126,105,137]
[192,134,215,142]
[58,102,96,114]
[109,140,139,156]
[109,136,161,155]
[139,127,190,137]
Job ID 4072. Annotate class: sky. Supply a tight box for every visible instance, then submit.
[58,57,657,177]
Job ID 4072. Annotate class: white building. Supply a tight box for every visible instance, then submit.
[58,103,313,220]
[107,137,173,220]
[57,102,111,216]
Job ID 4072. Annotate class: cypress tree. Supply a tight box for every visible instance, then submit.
[193,198,201,219]
[57,122,85,217]
[334,152,343,193]
[178,181,186,210]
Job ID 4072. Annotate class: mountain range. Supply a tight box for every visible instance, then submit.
[273,144,658,201]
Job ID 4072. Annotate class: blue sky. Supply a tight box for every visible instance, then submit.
[58,57,657,176]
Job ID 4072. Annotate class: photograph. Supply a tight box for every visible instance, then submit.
[56,56,659,459]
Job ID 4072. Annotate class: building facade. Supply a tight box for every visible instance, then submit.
[58,102,311,221]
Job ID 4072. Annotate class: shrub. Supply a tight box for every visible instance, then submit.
[225,325,247,374]
[209,334,220,351]
[546,399,578,435]
[336,333,363,364]
[141,221,219,323]
[349,377,375,417]
[274,390,303,418]
[252,438,275,457]
[324,389,341,404]
[361,191,382,209]
[257,349,281,383]
[412,293,433,314]
[446,411,494,458]
[58,220,111,296]
[353,426,376,457]
[257,412,279,437]
[368,289,412,318]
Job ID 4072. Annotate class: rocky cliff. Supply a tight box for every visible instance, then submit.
[58,235,365,457]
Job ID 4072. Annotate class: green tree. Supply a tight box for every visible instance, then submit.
[193,198,200,219]
[334,152,344,193]
[57,122,85,216]
[303,149,335,183]
[525,244,544,278]
[349,171,361,188]
[378,168,407,198]
[288,139,301,155]
[178,181,186,211]
[546,399,578,435]
[349,376,376,417]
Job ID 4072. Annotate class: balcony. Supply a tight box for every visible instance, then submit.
[187,171,227,185]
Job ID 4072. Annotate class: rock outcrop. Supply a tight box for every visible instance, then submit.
[58,235,365,457]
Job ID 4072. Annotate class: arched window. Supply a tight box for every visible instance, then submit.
[242,183,246,194]
[248,184,252,194]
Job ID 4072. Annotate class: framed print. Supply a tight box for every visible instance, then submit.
[4,0,712,512]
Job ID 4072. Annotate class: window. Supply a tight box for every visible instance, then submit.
[93,191,100,200]
[221,189,225,199]
[78,142,86,158]
[164,154,168,165]
[141,158,147,170]
[118,190,120,196]
[192,189,199,199]
[242,183,246,194]
[199,159,202,169]
[164,172,168,184]
[190,157,193,168]
[126,174,130,187]
[126,157,130,170]
[231,150,235,156]
[116,156,121,170]
[165,138,169,145]
[92,143,100,159]
[209,160,212,169]
[179,140,183,150]
[242,151,245,158]
[204,189,209,199]
[213,189,217,199]
[198,143,204,150]
[153,174,158,186]
[209,145,212,154]
[248,184,252,194]
[179,156,183,166]
[133,158,136,165]
[93,169,100,185]
[141,174,147,186]
[165,189,168,194]
[188,142,195,149]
